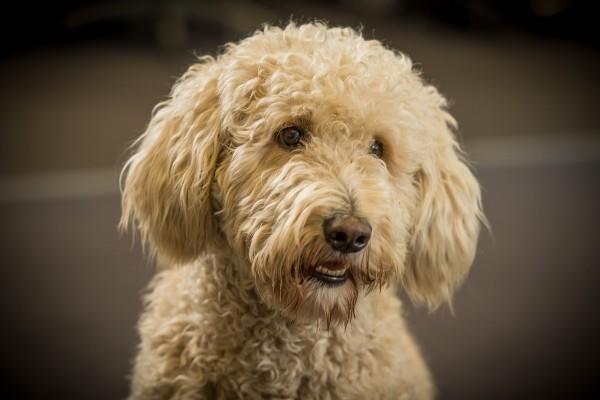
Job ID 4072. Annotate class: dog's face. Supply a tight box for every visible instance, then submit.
[121,24,484,325]
[217,91,415,324]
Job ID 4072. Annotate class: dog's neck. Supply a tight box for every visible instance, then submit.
[202,242,283,319]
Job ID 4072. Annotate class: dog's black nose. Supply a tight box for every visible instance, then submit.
[323,215,372,253]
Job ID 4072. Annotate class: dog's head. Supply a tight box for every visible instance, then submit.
[121,23,484,325]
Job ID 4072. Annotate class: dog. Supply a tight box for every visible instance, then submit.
[120,22,484,399]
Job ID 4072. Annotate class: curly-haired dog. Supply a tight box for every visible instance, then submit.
[121,22,484,399]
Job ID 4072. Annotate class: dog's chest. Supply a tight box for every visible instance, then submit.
[209,299,409,399]
[174,263,417,398]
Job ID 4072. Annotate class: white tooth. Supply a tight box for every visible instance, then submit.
[313,265,348,277]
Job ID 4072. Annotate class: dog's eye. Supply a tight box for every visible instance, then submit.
[278,126,304,149]
[369,139,384,158]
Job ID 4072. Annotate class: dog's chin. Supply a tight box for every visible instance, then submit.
[301,278,359,326]
[253,249,390,326]
[278,260,362,326]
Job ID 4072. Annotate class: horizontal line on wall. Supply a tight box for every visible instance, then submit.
[464,133,600,169]
[0,168,119,203]
[0,133,599,203]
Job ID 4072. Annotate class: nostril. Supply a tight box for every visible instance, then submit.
[354,235,367,246]
[329,231,347,244]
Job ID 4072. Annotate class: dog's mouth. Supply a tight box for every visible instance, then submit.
[308,261,349,286]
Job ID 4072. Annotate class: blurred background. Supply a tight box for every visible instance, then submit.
[1,0,599,399]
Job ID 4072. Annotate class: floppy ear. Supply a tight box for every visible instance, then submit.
[403,103,485,308]
[120,57,223,265]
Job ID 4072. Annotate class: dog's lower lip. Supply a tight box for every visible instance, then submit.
[309,263,348,285]
[311,273,348,285]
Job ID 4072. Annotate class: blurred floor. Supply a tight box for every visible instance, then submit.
[1,2,600,399]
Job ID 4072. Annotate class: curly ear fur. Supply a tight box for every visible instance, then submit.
[404,96,485,309]
[120,57,223,265]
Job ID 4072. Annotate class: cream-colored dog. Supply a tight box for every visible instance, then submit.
[121,22,484,399]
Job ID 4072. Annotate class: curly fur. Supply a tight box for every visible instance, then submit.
[121,22,484,399]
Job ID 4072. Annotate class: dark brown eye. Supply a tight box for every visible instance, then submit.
[369,139,384,158]
[278,126,304,149]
